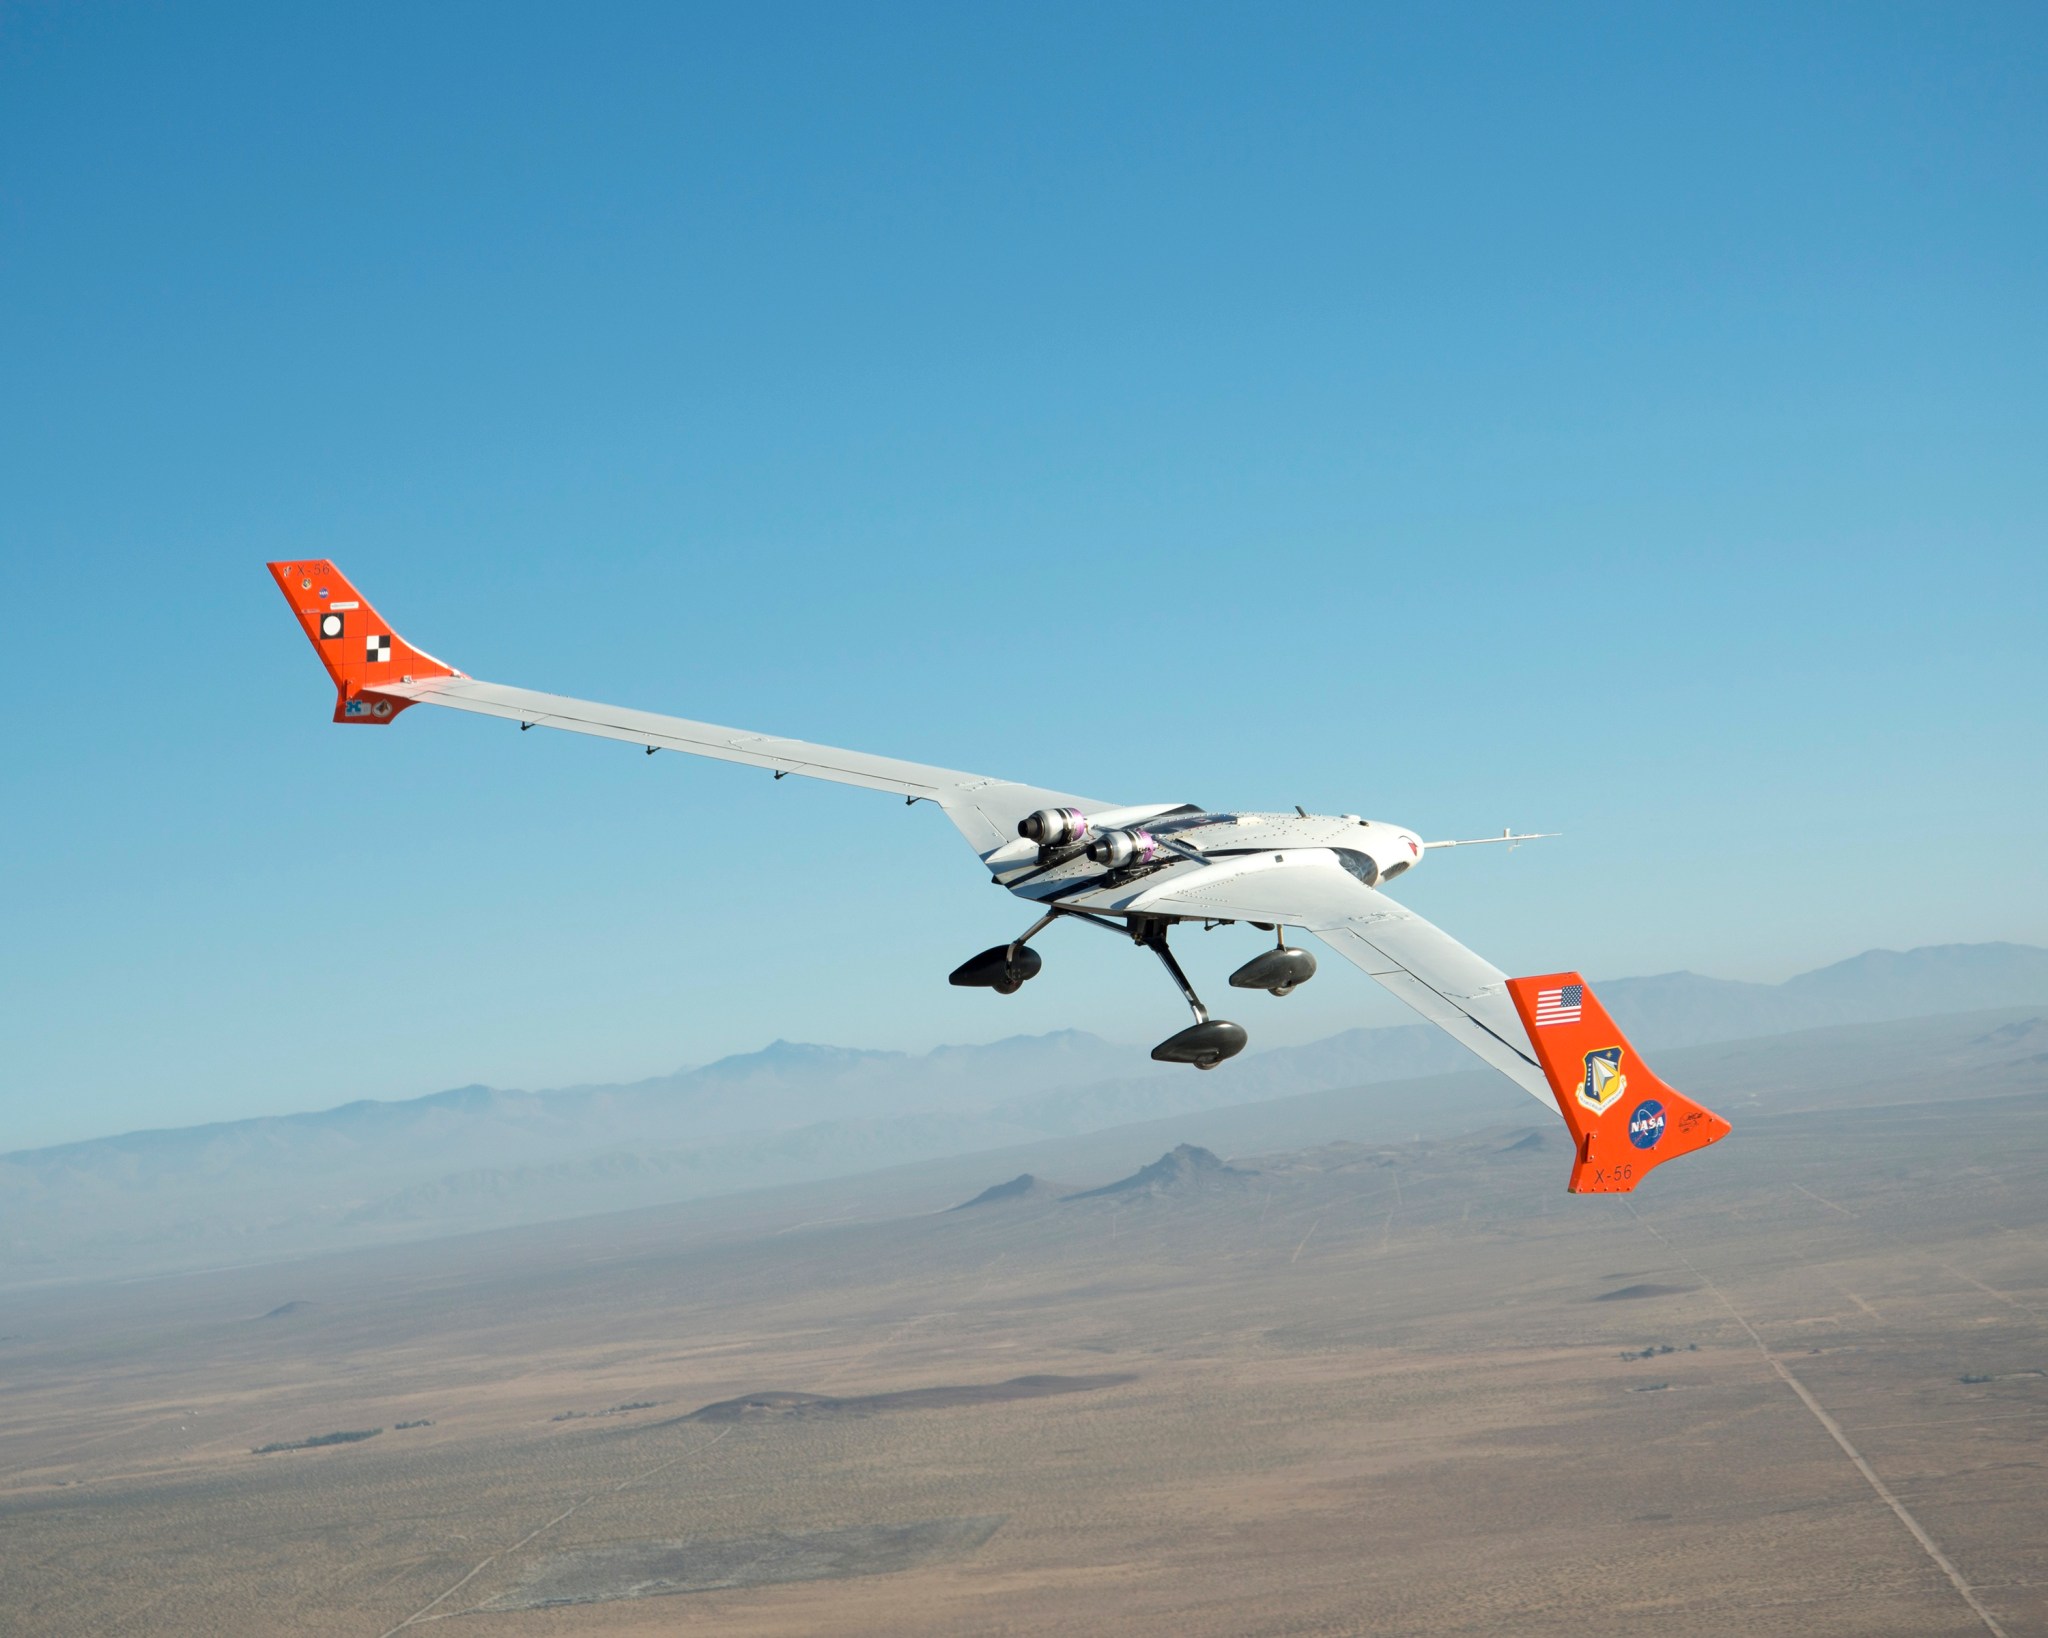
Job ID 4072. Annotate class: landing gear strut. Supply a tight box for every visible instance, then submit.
[1135,919,1247,1070]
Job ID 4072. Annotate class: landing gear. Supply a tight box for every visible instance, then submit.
[949,912,1056,994]
[1152,1018,1249,1068]
[1228,927,1317,996]
[948,943,1042,993]
[953,911,1250,1069]
[1135,919,1247,1070]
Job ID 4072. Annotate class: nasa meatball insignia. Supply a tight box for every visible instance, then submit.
[1628,1099,1667,1150]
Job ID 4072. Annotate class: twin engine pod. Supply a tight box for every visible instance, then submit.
[1018,809,1168,869]
[1228,945,1317,996]
[948,943,1044,995]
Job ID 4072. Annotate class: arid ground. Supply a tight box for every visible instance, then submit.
[3,1019,2045,1635]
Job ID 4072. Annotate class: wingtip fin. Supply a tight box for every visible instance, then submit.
[267,560,459,723]
[1506,971,1731,1194]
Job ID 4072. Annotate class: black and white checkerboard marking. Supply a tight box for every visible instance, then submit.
[365,634,392,663]
[318,612,345,640]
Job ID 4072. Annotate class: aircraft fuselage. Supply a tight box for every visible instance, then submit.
[986,809,1426,920]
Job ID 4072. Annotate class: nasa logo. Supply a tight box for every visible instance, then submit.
[1576,1046,1628,1115]
[1628,1099,1667,1150]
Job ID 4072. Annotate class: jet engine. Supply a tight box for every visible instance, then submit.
[1020,807,1091,846]
[1085,828,1159,870]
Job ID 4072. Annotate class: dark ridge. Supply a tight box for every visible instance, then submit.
[1062,1144,1255,1201]
[1499,1131,1545,1153]
[257,1301,313,1320]
[1594,1284,1697,1302]
[952,1174,1062,1209]
[1974,1016,2048,1048]
[557,1399,660,1421]
[252,1428,381,1454]
[684,1373,1135,1423]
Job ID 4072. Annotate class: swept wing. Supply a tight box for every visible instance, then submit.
[266,559,1101,855]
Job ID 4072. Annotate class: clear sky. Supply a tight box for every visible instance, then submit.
[3,3,2043,1151]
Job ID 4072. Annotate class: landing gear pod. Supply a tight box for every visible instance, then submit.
[949,944,1044,994]
[1228,946,1317,995]
[1151,1019,1248,1069]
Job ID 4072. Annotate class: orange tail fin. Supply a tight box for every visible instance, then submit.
[1505,973,1731,1194]
[267,560,459,723]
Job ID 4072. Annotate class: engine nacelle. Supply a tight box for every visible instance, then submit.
[1085,828,1160,870]
[1020,807,1091,847]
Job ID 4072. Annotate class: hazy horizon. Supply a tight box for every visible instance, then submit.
[10,943,2044,1298]
[8,937,2042,1154]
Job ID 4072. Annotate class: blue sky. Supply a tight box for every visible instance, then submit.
[3,3,2043,1150]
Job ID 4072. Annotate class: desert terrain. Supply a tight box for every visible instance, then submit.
[3,1011,2045,1635]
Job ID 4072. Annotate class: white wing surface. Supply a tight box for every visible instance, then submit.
[377,675,1100,856]
[1120,854,1551,1102]
[268,550,1103,856]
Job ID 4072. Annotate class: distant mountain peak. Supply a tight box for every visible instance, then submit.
[1063,1143,1256,1201]
[750,1039,901,1065]
[1597,940,2048,1048]
[951,1174,1065,1209]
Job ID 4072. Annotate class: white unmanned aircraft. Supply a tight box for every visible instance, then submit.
[269,560,1729,1194]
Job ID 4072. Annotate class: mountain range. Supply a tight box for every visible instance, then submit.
[6,941,2046,1281]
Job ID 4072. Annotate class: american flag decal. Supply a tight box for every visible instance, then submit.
[1534,983,1584,1026]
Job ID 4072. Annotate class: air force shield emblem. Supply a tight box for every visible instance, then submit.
[1577,1046,1628,1115]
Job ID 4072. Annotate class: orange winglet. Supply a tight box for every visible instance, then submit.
[1505,972,1731,1194]
[266,560,460,724]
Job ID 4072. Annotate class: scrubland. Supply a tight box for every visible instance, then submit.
[3,1047,2044,1635]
